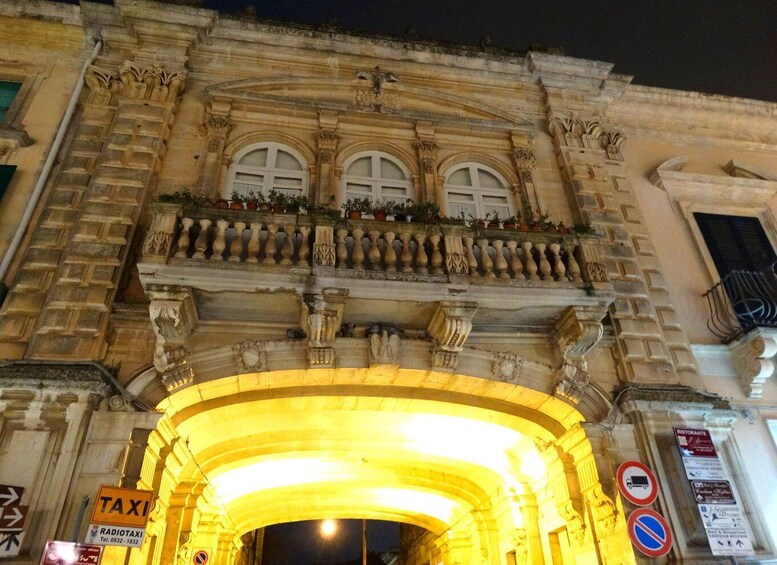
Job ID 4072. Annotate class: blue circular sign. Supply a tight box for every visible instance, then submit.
[193,550,209,564]
[628,508,672,558]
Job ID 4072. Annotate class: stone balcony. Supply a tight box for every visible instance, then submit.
[138,203,614,345]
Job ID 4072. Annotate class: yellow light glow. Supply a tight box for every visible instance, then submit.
[372,487,459,523]
[402,414,524,480]
[320,519,337,537]
[519,450,546,480]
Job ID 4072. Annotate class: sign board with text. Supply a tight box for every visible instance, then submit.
[90,486,153,528]
[39,540,102,564]
[86,523,145,548]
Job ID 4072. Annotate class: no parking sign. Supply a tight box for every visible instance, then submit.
[627,508,672,558]
[193,549,209,564]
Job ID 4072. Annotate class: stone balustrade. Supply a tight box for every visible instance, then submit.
[141,204,605,286]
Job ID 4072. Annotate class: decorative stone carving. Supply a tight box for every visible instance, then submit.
[85,61,187,104]
[313,226,336,266]
[553,307,605,403]
[142,231,174,258]
[731,328,777,399]
[232,340,267,374]
[512,148,536,171]
[509,529,528,564]
[415,139,438,174]
[105,394,134,412]
[316,127,340,156]
[301,289,348,368]
[598,129,626,160]
[444,235,469,275]
[584,484,618,534]
[548,114,604,150]
[148,286,198,391]
[557,500,586,546]
[492,353,524,384]
[355,67,399,112]
[202,114,232,153]
[366,324,402,366]
[428,301,478,370]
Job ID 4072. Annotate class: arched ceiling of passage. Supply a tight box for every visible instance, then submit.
[162,378,573,536]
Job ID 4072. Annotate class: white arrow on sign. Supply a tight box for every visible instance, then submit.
[0,531,23,557]
[0,507,26,529]
[0,486,23,507]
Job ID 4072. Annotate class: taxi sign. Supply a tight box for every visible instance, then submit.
[617,460,658,506]
[91,486,153,528]
[627,508,673,558]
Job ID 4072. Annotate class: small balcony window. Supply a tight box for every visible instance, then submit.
[341,151,412,205]
[226,143,308,199]
[444,163,513,220]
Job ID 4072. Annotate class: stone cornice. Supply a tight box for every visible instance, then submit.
[0,362,112,396]
[615,383,731,411]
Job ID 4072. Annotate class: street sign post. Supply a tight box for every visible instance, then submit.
[0,532,23,557]
[0,485,23,507]
[616,460,658,506]
[0,505,27,532]
[39,540,102,564]
[0,484,27,556]
[627,508,673,558]
[85,486,154,548]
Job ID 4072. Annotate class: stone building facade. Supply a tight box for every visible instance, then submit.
[0,1,775,564]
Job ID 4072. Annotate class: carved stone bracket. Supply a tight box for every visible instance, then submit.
[731,327,777,399]
[232,340,267,374]
[301,289,349,368]
[415,139,439,175]
[202,114,232,154]
[428,301,478,370]
[85,61,187,105]
[316,127,340,164]
[148,286,198,391]
[584,484,618,534]
[366,324,402,366]
[553,307,605,403]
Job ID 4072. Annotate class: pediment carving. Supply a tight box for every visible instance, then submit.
[205,77,531,128]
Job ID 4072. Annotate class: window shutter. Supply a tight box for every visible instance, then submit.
[0,164,16,202]
[0,81,22,122]
[694,212,776,276]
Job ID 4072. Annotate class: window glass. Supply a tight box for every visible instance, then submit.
[0,164,16,202]
[342,152,412,205]
[227,143,308,199]
[444,163,513,220]
[0,82,22,122]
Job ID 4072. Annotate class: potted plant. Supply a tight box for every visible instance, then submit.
[342,197,372,219]
[371,199,391,221]
[230,190,246,210]
[268,189,288,213]
[245,190,261,210]
[285,194,309,214]
[391,199,413,222]
[156,188,202,207]
[408,200,441,224]
[503,214,519,230]
[310,195,341,220]
[490,211,503,229]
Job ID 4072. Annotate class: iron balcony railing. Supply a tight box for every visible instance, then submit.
[704,260,777,343]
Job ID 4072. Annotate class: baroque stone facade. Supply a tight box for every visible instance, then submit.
[0,2,775,564]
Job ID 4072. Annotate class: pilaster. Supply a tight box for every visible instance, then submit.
[315,112,340,206]
[415,122,439,203]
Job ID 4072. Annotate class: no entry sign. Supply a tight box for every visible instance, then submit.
[617,460,658,506]
[628,508,673,558]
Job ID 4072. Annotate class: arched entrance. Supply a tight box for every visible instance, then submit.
[121,350,636,565]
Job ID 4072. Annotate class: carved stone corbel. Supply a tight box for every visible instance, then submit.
[148,286,198,391]
[553,306,604,403]
[427,301,478,370]
[300,289,348,368]
[731,328,777,399]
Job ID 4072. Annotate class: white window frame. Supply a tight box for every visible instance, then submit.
[225,142,309,199]
[341,151,412,205]
[443,163,514,220]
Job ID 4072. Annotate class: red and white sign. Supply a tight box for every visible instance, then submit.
[617,461,658,506]
[627,508,673,558]
[193,549,209,564]
[39,541,103,564]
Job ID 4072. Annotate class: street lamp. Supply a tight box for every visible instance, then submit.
[320,519,337,538]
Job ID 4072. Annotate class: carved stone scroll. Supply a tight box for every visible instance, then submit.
[427,301,478,370]
[553,306,605,403]
[148,286,198,391]
[731,328,777,399]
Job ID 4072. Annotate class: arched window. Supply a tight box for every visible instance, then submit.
[341,152,412,205]
[444,163,513,219]
[226,143,308,199]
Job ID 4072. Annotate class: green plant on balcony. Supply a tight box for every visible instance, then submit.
[342,196,372,219]
[390,199,414,221]
[408,200,441,224]
[310,195,341,220]
[156,188,201,206]
[371,199,391,221]
[229,190,246,210]
[285,193,309,214]
[502,213,520,229]
[268,189,289,213]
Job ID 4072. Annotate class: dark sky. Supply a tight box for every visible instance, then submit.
[262,520,399,564]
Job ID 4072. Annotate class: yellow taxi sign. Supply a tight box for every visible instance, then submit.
[91,486,154,528]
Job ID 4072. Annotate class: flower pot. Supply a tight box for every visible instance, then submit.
[373,210,387,221]
[230,201,244,210]
[530,224,542,232]
[201,199,215,208]
[518,223,530,232]
[477,220,487,228]
[393,213,407,222]
[215,199,229,209]
[272,205,284,214]
[503,223,516,230]
[259,203,272,212]
[347,210,362,220]
[246,201,259,210]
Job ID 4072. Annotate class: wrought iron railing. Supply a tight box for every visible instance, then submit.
[704,261,777,343]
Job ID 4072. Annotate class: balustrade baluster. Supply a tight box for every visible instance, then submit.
[228,222,246,262]
[192,219,211,260]
[246,223,261,263]
[464,237,478,277]
[506,241,524,280]
[280,225,296,265]
[429,234,443,274]
[298,226,311,267]
[263,224,278,265]
[399,232,413,273]
[478,238,495,278]
[211,219,228,261]
[493,240,508,279]
[522,241,539,280]
[352,228,365,270]
[549,243,565,281]
[368,230,382,270]
[535,243,553,280]
[384,232,397,272]
[336,228,349,268]
[566,244,583,283]
[174,217,193,258]
[415,234,428,274]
